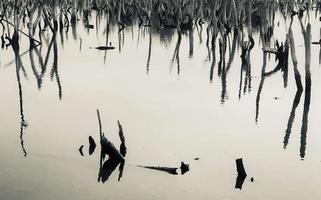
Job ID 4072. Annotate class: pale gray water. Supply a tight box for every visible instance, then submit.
[1,11,321,200]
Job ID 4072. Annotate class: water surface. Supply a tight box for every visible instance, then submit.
[1,10,321,200]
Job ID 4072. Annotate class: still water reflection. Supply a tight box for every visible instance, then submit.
[1,6,321,200]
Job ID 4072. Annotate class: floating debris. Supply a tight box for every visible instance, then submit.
[311,39,321,45]
[138,165,178,175]
[250,177,254,182]
[236,158,247,178]
[89,136,96,155]
[194,157,200,160]
[138,161,190,175]
[235,158,247,190]
[91,46,115,50]
[79,145,84,157]
[235,175,246,190]
[85,24,94,29]
[180,162,189,175]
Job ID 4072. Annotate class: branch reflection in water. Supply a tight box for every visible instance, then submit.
[0,0,318,163]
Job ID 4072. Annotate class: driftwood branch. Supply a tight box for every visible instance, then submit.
[236,158,247,178]
[235,158,247,190]
[118,120,127,157]
[96,109,103,141]
[96,109,124,161]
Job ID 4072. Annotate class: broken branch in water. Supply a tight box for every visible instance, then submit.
[236,158,247,178]
[93,109,127,183]
[118,120,127,157]
[85,24,94,29]
[262,39,289,79]
[101,134,124,161]
[235,158,247,190]
[262,47,278,54]
[91,46,115,50]
[118,21,126,32]
[137,165,178,175]
[96,109,124,161]
[138,162,190,175]
[96,109,102,141]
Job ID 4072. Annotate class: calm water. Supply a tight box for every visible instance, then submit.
[1,11,321,200]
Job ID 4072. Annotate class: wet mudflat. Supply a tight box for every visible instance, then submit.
[1,1,321,200]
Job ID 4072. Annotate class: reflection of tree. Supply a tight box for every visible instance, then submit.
[170,32,182,75]
[283,16,311,160]
[283,23,303,149]
[209,27,218,82]
[226,30,238,72]
[284,88,302,149]
[10,29,28,157]
[189,28,194,58]
[146,28,152,74]
[256,32,289,122]
[255,46,267,123]
[299,21,311,160]
[263,40,289,88]
[255,21,273,123]
[3,7,63,157]
[238,36,254,99]
[50,36,62,100]
[218,35,227,104]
